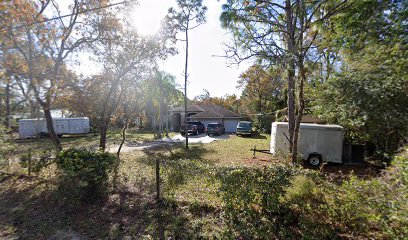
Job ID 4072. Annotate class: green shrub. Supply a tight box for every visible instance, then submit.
[216,152,408,239]
[326,151,408,239]
[217,165,321,239]
[281,175,334,239]
[19,148,54,175]
[0,125,15,171]
[56,148,116,203]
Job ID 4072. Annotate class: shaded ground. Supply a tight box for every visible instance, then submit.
[0,150,224,239]
[320,161,382,181]
[1,132,385,239]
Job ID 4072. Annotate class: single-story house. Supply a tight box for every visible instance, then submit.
[169,104,241,132]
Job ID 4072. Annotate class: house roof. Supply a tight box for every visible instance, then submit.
[169,103,224,113]
[169,104,240,119]
[283,115,327,124]
[169,104,205,112]
[190,109,223,118]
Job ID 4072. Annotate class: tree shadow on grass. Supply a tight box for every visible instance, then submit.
[249,132,268,139]
[138,144,216,169]
[0,167,222,239]
[137,145,217,193]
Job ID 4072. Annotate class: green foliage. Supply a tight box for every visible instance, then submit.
[238,65,285,132]
[325,151,408,239]
[167,0,207,32]
[19,148,54,175]
[0,125,15,171]
[311,45,408,153]
[282,175,322,205]
[280,175,333,238]
[217,155,408,239]
[311,0,408,158]
[217,165,329,239]
[56,148,116,203]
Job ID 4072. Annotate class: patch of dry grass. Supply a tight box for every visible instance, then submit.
[0,132,277,238]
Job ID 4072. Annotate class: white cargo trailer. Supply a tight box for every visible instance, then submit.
[270,122,344,166]
[18,117,90,138]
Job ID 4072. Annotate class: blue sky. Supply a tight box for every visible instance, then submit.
[130,0,252,98]
[71,0,252,99]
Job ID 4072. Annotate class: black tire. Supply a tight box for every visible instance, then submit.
[308,154,322,167]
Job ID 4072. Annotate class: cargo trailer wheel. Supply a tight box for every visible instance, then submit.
[308,155,321,167]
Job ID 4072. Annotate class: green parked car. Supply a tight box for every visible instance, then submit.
[236,121,252,136]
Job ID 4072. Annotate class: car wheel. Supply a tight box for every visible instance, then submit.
[308,155,321,167]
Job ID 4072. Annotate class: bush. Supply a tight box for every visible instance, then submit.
[56,148,116,203]
[19,148,54,175]
[217,165,325,239]
[325,150,408,239]
[215,152,408,239]
[281,175,333,238]
[0,125,15,171]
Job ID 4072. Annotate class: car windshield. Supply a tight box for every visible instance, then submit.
[238,122,251,127]
[207,124,218,128]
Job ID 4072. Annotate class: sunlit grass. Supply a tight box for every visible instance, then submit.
[1,132,276,238]
[199,134,272,166]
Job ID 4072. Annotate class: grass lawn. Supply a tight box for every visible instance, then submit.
[0,132,277,239]
[2,131,388,239]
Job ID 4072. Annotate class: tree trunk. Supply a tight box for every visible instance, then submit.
[184,25,189,150]
[99,123,108,151]
[43,106,62,151]
[117,119,129,158]
[285,0,297,163]
[293,58,306,165]
[27,27,61,152]
[293,2,306,165]
[165,109,169,137]
[4,80,11,128]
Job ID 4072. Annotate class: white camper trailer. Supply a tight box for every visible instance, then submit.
[270,122,344,166]
[18,117,90,138]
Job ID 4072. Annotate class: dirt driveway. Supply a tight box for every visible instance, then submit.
[108,133,231,153]
[163,133,231,144]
